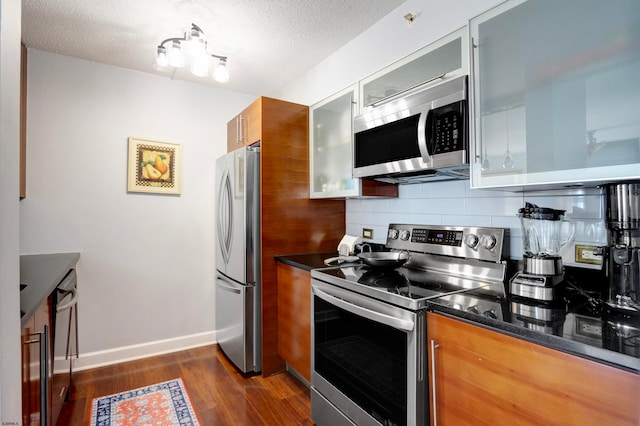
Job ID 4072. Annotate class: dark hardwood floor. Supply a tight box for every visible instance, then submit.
[57,344,313,425]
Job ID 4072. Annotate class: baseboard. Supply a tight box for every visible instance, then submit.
[55,330,216,373]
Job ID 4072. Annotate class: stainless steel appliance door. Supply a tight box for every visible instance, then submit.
[215,147,260,284]
[216,273,259,373]
[353,75,467,180]
[311,279,425,426]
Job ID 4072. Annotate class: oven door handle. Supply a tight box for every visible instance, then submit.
[314,287,414,332]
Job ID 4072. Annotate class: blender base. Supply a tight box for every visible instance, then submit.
[509,271,564,301]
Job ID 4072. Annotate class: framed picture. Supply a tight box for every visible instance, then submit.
[127,137,181,194]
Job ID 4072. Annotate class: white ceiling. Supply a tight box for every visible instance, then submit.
[22,0,407,96]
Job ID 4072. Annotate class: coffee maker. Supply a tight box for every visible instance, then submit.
[510,203,575,301]
[604,181,640,312]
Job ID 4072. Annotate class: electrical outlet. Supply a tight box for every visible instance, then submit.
[362,228,374,239]
[575,245,603,266]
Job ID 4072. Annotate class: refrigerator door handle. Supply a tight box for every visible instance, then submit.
[216,276,242,294]
[217,170,233,265]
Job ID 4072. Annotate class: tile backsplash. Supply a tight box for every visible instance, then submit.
[346,180,607,269]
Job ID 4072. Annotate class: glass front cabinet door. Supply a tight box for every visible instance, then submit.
[310,86,398,199]
[470,0,640,190]
[310,86,358,198]
[359,26,469,114]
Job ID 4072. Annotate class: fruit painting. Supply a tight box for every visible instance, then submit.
[127,137,182,194]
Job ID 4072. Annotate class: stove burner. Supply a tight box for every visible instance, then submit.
[358,269,409,288]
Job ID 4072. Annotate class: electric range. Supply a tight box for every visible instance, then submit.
[312,224,510,312]
[310,224,509,426]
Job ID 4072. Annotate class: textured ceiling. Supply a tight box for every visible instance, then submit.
[22,0,407,96]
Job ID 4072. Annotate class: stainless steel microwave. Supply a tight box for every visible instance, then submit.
[353,75,469,184]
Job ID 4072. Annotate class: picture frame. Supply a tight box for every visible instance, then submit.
[127,137,182,194]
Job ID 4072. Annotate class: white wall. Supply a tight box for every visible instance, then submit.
[0,0,23,422]
[346,182,606,266]
[278,0,607,267]
[278,0,502,106]
[20,50,256,369]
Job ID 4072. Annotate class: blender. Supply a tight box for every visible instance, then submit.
[510,202,575,301]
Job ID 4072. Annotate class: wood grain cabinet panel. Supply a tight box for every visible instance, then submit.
[427,312,640,426]
[227,99,262,151]
[226,96,345,376]
[277,262,311,382]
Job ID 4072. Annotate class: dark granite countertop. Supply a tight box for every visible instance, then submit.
[427,265,640,373]
[275,252,342,271]
[20,252,80,327]
[310,259,639,373]
[426,297,639,373]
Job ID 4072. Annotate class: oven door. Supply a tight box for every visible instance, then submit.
[311,279,426,426]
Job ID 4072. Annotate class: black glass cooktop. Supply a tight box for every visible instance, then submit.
[316,264,502,306]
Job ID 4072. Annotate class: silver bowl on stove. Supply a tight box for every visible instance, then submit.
[357,250,410,269]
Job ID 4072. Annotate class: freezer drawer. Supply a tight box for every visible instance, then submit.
[215,274,261,373]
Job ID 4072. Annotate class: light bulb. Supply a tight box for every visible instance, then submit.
[213,58,229,83]
[190,51,210,77]
[186,26,206,55]
[167,41,185,68]
[153,46,170,71]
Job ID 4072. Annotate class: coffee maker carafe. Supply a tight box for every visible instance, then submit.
[604,181,640,312]
[510,203,575,301]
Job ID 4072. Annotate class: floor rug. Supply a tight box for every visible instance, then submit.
[90,378,200,426]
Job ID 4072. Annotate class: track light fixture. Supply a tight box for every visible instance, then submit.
[153,23,229,83]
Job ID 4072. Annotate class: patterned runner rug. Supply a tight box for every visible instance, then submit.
[90,378,200,426]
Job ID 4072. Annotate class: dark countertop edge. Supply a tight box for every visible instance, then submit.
[281,253,639,373]
[20,252,80,327]
[426,302,640,374]
[275,252,339,271]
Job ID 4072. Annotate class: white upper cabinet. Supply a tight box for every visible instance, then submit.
[359,26,469,113]
[470,0,640,190]
[310,86,398,199]
[310,86,358,198]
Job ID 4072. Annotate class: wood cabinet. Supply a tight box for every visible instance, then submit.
[22,296,53,426]
[226,99,261,151]
[277,262,311,382]
[226,96,345,376]
[427,312,640,426]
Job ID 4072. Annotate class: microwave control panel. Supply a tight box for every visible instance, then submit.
[429,101,466,155]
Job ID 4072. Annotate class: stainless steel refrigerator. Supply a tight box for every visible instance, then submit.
[215,145,261,373]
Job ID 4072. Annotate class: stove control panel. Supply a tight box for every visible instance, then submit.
[386,224,508,262]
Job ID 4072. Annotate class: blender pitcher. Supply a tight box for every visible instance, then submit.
[519,202,575,258]
[510,203,575,301]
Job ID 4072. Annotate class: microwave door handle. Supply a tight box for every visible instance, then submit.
[417,107,434,163]
[313,287,414,332]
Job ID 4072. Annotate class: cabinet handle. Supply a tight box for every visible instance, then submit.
[470,36,481,161]
[367,73,445,108]
[430,339,441,426]
[236,116,241,144]
[40,325,50,426]
[237,115,246,144]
